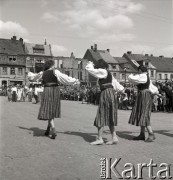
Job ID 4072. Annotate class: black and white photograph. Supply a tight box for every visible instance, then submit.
[0,0,173,179]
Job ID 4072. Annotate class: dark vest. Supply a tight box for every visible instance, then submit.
[42,70,58,85]
[99,71,113,91]
[137,73,150,91]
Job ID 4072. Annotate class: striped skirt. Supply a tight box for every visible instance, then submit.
[38,86,61,120]
[129,89,152,126]
[94,88,118,128]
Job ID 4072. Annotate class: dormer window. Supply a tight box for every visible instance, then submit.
[33,48,44,54]
[33,44,45,54]
[9,56,17,61]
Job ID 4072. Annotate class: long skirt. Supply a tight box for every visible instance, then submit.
[94,88,118,128]
[12,92,17,102]
[129,89,152,126]
[38,86,61,120]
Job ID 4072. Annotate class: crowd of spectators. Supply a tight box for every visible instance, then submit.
[1,79,173,113]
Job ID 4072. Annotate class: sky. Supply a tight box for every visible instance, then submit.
[0,0,173,58]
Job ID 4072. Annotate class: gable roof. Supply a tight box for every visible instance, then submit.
[0,38,25,55]
[124,53,173,72]
[24,43,52,56]
[85,49,117,64]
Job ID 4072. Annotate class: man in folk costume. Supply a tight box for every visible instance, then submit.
[27,60,80,139]
[85,59,124,145]
[128,65,159,142]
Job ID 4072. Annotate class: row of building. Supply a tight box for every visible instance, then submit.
[0,36,173,87]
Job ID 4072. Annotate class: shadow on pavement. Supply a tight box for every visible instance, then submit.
[154,130,173,138]
[17,126,46,137]
[116,131,136,140]
[56,131,100,143]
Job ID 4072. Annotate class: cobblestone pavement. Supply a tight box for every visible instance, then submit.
[0,96,173,180]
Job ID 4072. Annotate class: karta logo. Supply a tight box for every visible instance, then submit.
[100,158,172,179]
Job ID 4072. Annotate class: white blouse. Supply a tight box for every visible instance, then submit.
[27,69,79,86]
[85,61,124,92]
[128,73,159,94]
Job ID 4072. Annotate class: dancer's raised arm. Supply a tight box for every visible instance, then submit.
[54,69,80,86]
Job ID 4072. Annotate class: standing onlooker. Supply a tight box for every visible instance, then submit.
[7,86,12,102]
[11,85,17,102]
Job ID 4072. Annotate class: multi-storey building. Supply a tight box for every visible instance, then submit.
[0,36,26,86]
[122,51,173,82]
[24,40,53,74]
[83,44,120,85]
[53,53,89,85]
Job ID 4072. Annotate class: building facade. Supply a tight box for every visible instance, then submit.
[53,53,89,85]
[0,36,26,86]
[83,44,120,85]
[24,41,53,74]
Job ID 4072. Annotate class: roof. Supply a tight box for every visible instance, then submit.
[125,53,173,72]
[86,49,117,64]
[148,56,173,72]
[0,38,25,55]
[114,57,128,64]
[24,43,52,56]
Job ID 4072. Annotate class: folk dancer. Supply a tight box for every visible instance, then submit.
[85,59,124,145]
[128,65,159,142]
[27,60,80,139]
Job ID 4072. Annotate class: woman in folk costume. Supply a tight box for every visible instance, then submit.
[85,59,124,145]
[128,65,159,142]
[27,60,80,139]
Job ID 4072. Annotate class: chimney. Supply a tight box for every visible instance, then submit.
[11,35,17,41]
[19,38,23,44]
[107,49,110,53]
[71,52,75,58]
[94,44,97,51]
[44,39,47,45]
[127,51,132,54]
[91,46,93,50]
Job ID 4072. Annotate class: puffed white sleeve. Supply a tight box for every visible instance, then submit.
[149,80,159,94]
[128,74,147,85]
[112,76,124,92]
[85,61,107,79]
[27,71,43,81]
[54,69,80,86]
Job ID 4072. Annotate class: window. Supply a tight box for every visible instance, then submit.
[65,71,70,76]
[78,71,82,80]
[171,74,173,80]
[159,74,162,80]
[9,56,17,61]
[112,65,116,69]
[2,67,7,75]
[59,60,63,68]
[145,62,149,66]
[10,67,15,75]
[78,61,82,69]
[18,68,23,76]
[151,70,154,77]
[165,74,168,79]
[33,49,44,54]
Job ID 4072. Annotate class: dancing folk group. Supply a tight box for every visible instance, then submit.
[27,59,158,144]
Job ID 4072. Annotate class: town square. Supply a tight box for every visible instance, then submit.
[0,96,173,180]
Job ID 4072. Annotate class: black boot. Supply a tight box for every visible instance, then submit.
[51,128,57,139]
[145,133,156,143]
[133,133,145,141]
[45,125,51,136]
